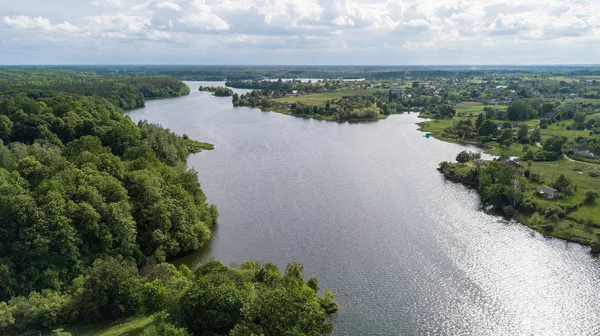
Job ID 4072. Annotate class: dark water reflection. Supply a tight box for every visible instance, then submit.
[128,82,600,336]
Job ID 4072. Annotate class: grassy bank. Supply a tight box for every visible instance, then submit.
[64,315,157,336]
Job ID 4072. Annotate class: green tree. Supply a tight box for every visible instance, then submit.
[543,136,565,154]
[507,100,536,121]
[174,279,248,335]
[517,124,529,143]
[456,151,470,163]
[478,120,497,137]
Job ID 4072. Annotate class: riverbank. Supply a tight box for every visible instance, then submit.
[438,159,600,253]
[261,105,389,122]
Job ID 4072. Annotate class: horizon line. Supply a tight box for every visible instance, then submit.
[2,64,600,67]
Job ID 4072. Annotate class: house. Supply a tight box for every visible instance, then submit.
[499,159,524,175]
[572,144,596,159]
[537,186,558,200]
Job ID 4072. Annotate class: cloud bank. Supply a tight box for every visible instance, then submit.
[1,0,599,64]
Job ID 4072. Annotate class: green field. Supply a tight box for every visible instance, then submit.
[455,102,508,116]
[272,89,383,106]
[64,315,156,336]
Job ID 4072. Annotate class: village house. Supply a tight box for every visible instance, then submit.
[537,186,559,200]
[572,144,596,159]
[499,159,524,175]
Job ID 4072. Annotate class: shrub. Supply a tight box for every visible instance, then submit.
[585,191,599,204]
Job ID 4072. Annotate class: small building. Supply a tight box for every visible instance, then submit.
[537,186,558,200]
[499,159,524,175]
[472,159,490,166]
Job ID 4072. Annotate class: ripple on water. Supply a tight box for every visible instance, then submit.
[129,82,600,336]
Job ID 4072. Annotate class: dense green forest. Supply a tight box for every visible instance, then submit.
[5,65,600,82]
[0,69,336,335]
[0,74,215,299]
[0,69,190,110]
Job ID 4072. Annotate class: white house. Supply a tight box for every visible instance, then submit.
[537,186,558,200]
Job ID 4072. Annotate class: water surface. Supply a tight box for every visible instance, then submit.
[129,82,600,336]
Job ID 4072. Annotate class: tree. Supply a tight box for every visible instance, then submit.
[412,82,419,88]
[174,279,248,335]
[436,105,456,118]
[253,287,332,336]
[574,112,586,125]
[530,127,541,143]
[552,174,573,194]
[507,100,536,121]
[75,257,142,322]
[543,136,565,154]
[478,120,497,137]
[475,113,485,130]
[498,129,513,143]
[456,151,470,163]
[517,124,529,143]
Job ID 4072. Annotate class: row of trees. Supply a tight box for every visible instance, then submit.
[0,258,337,335]
[225,79,348,93]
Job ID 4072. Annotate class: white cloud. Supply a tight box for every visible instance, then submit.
[2,0,600,64]
[3,15,80,33]
[154,1,182,11]
[90,0,124,7]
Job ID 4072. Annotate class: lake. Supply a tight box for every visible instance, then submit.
[128,82,600,336]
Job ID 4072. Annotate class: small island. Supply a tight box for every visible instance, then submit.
[199,85,234,97]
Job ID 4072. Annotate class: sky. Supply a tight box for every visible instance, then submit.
[1,0,599,65]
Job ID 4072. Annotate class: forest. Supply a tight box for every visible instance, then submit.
[0,69,336,335]
[6,65,600,82]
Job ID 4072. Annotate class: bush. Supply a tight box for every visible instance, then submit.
[585,191,599,204]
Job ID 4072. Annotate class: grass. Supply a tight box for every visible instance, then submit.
[455,103,507,116]
[184,139,214,153]
[573,97,600,104]
[271,89,384,106]
[64,315,156,336]
[519,159,600,244]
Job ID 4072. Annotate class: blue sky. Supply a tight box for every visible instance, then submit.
[1,0,599,65]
